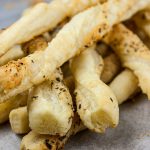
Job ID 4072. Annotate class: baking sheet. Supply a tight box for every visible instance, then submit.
[0,1,150,150]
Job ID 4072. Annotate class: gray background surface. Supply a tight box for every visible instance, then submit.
[0,0,150,150]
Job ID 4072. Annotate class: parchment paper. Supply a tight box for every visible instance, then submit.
[0,0,150,150]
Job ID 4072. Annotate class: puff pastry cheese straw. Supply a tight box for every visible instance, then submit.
[0,92,28,124]
[133,9,150,38]
[22,35,48,55]
[9,106,30,134]
[110,69,139,104]
[122,0,150,20]
[0,36,50,123]
[103,24,150,98]
[70,47,119,133]
[0,0,102,56]
[21,70,137,149]
[28,68,73,136]
[0,45,25,66]
[0,0,138,103]
[96,42,110,57]
[21,113,85,150]
[0,35,49,66]
[22,73,84,149]
[101,53,121,83]
[24,35,74,136]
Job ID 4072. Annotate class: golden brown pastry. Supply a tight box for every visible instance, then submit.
[0,45,25,66]
[133,9,150,38]
[70,47,119,133]
[28,69,73,136]
[0,34,48,124]
[0,92,28,124]
[9,106,30,134]
[122,0,150,20]
[110,69,139,104]
[103,24,150,98]
[20,68,138,149]
[101,53,121,83]
[0,0,102,56]
[0,0,137,103]
[21,112,85,150]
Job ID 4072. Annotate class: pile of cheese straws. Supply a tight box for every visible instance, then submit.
[0,0,150,149]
